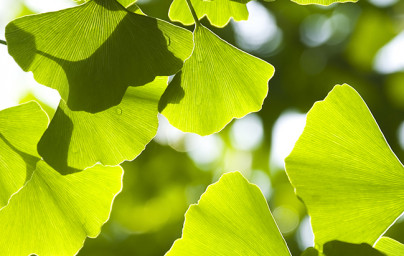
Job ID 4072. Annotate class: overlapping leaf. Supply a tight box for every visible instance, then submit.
[159,25,274,135]
[38,77,167,173]
[375,237,404,256]
[0,162,123,256]
[6,0,193,112]
[291,0,357,5]
[0,102,123,255]
[0,102,47,207]
[285,84,404,249]
[166,172,291,255]
[169,0,249,28]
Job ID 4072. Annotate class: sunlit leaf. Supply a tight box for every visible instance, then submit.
[159,25,274,135]
[6,0,193,112]
[166,172,291,256]
[285,84,404,248]
[291,0,357,5]
[375,237,404,256]
[0,102,48,207]
[0,162,123,256]
[38,77,167,173]
[168,0,249,28]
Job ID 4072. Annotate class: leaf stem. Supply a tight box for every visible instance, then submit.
[0,39,6,46]
[185,0,201,27]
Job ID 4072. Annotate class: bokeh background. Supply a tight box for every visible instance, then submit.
[1,0,404,255]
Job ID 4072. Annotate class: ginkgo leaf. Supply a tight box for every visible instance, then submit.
[166,172,291,256]
[375,237,404,256]
[0,102,48,207]
[38,77,167,173]
[0,161,123,256]
[285,84,404,249]
[159,25,274,135]
[169,0,249,28]
[290,0,357,5]
[6,0,193,113]
[322,241,385,256]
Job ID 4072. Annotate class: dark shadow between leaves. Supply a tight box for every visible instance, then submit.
[0,133,39,183]
[158,72,185,112]
[301,247,319,256]
[323,240,386,256]
[37,108,80,175]
[7,0,185,113]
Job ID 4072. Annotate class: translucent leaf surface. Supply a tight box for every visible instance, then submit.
[38,77,167,173]
[169,0,249,28]
[375,237,404,256]
[166,172,291,256]
[6,0,193,112]
[285,84,404,248]
[159,25,274,135]
[0,162,123,256]
[291,0,357,5]
[0,102,48,207]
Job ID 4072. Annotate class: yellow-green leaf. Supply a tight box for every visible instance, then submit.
[159,25,274,135]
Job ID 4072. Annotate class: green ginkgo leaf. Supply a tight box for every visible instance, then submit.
[38,77,167,173]
[6,0,193,113]
[375,237,404,256]
[0,161,123,256]
[285,84,404,249]
[166,172,291,256]
[169,0,249,28]
[0,102,48,207]
[291,0,357,5]
[159,25,274,135]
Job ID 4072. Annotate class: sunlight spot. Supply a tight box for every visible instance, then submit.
[270,110,306,172]
[296,216,315,250]
[250,170,272,199]
[300,14,333,47]
[273,206,300,235]
[154,114,187,151]
[231,1,282,55]
[185,133,223,166]
[368,0,398,7]
[24,0,76,13]
[374,31,404,74]
[230,113,264,151]
[398,121,404,150]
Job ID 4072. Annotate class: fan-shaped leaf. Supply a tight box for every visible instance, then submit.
[38,77,167,173]
[159,25,274,135]
[375,237,404,256]
[6,0,193,112]
[166,172,291,256]
[0,162,122,256]
[291,0,357,5]
[169,0,249,28]
[0,102,48,207]
[285,84,404,249]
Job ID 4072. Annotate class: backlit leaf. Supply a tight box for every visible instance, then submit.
[166,172,291,256]
[159,25,274,135]
[6,0,193,112]
[38,77,167,173]
[0,102,47,207]
[169,0,249,28]
[285,84,404,249]
[0,162,123,256]
[375,237,404,256]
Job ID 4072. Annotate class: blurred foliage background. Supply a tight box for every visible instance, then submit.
[1,0,404,255]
